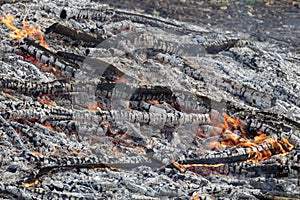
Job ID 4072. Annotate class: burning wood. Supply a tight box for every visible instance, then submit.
[0,14,48,48]
[0,1,299,199]
[194,113,295,164]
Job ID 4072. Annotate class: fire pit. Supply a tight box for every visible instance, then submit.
[0,1,299,199]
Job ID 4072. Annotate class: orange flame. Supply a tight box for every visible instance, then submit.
[222,112,247,138]
[198,112,295,163]
[223,113,240,130]
[281,136,294,151]
[0,14,48,48]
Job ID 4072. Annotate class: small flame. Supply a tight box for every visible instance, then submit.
[222,112,247,138]
[223,113,240,130]
[92,167,106,171]
[0,14,48,48]
[253,132,267,143]
[22,179,39,187]
[281,136,294,151]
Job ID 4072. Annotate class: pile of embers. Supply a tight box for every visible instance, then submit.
[0,0,299,199]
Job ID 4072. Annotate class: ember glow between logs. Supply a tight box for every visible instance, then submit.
[200,113,295,163]
[22,179,39,187]
[88,102,100,111]
[0,14,48,48]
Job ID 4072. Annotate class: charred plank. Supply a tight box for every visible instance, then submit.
[46,23,106,47]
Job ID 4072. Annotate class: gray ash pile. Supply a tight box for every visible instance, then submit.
[0,0,299,199]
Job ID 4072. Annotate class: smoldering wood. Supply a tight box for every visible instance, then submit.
[0,1,299,199]
[97,109,211,126]
[0,77,174,102]
[19,42,78,77]
[177,141,290,165]
[242,118,282,135]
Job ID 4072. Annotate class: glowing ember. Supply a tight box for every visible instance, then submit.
[22,179,39,187]
[38,95,57,107]
[88,102,99,110]
[43,125,56,131]
[73,151,85,157]
[52,67,57,73]
[190,192,202,200]
[31,151,41,157]
[171,161,186,174]
[22,54,47,68]
[0,14,49,48]
[183,163,225,168]
[147,100,160,105]
[93,166,117,171]
[115,76,129,83]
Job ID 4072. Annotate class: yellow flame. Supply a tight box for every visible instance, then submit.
[0,14,48,48]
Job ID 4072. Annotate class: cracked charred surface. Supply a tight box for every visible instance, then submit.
[0,0,299,199]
